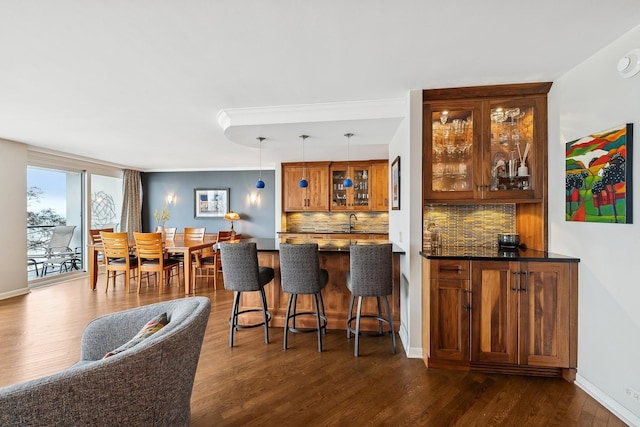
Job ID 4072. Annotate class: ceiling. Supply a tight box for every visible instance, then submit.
[2,1,640,172]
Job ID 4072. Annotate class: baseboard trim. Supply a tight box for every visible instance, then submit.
[576,373,639,426]
[0,287,30,301]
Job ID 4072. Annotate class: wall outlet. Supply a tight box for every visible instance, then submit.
[624,385,640,402]
[399,231,403,242]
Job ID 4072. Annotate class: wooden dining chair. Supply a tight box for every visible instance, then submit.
[191,230,234,292]
[155,226,180,283]
[183,227,206,240]
[90,227,114,267]
[100,231,137,293]
[133,232,181,294]
[155,226,177,241]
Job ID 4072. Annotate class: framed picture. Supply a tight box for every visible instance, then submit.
[565,123,633,223]
[194,188,229,219]
[391,156,401,210]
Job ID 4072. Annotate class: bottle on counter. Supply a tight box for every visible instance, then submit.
[426,219,442,252]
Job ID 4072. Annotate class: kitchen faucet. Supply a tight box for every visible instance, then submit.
[348,213,358,232]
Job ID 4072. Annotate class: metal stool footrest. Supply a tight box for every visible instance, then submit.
[287,311,327,334]
[229,308,272,330]
[347,314,393,337]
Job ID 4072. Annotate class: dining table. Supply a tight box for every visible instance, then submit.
[88,236,218,294]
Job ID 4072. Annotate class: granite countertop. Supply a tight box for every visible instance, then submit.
[277,231,389,235]
[248,238,405,254]
[420,246,580,262]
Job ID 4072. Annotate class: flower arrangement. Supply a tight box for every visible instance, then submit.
[153,205,171,227]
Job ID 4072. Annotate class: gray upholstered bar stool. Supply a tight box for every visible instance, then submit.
[279,243,329,352]
[219,242,274,347]
[346,243,396,357]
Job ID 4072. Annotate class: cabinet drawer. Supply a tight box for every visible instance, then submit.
[430,260,470,280]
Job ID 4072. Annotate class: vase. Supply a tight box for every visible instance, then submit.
[157,226,166,241]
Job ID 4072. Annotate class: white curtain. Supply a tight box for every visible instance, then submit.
[120,169,142,239]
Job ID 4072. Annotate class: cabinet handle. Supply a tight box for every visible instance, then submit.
[511,271,520,292]
[439,266,462,272]
[520,271,528,293]
[463,289,472,311]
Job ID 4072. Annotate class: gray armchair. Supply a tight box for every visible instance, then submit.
[0,296,211,426]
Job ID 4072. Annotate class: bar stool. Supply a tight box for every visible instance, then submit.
[219,242,274,347]
[346,243,396,357]
[279,243,329,352]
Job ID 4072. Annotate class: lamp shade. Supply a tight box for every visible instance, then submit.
[256,179,265,189]
[224,211,240,221]
[299,178,308,188]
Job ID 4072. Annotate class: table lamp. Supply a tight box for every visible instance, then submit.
[224,211,240,239]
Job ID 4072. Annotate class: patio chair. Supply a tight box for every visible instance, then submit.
[28,225,79,276]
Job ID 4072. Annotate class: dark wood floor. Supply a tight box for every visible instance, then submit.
[0,273,626,426]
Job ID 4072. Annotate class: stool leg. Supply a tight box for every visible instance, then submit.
[313,293,323,352]
[383,295,396,354]
[292,294,298,330]
[283,293,294,350]
[347,294,355,338]
[319,292,327,335]
[355,296,363,357]
[229,291,241,347]
[259,288,270,344]
[377,296,384,334]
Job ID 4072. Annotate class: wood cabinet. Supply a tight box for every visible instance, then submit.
[330,160,388,212]
[282,162,330,211]
[370,161,389,211]
[429,259,470,367]
[330,161,372,211]
[423,83,551,203]
[282,160,388,213]
[426,258,578,381]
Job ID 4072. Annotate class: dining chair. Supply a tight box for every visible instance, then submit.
[183,227,206,240]
[346,243,396,357]
[155,226,177,241]
[191,230,234,292]
[279,243,329,352]
[100,231,138,293]
[133,232,181,294]
[154,226,180,283]
[89,227,114,267]
[219,242,274,347]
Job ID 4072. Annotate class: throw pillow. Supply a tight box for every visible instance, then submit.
[103,312,168,358]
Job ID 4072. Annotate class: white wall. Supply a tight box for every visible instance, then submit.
[389,90,424,358]
[0,139,29,299]
[549,24,640,425]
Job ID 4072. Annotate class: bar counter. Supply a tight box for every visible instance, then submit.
[236,238,405,331]
[420,245,580,262]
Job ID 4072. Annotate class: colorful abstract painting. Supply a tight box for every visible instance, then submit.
[565,123,633,223]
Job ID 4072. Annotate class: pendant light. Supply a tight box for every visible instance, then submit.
[256,137,265,189]
[299,134,309,188]
[343,133,354,188]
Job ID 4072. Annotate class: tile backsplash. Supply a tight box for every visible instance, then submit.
[285,212,389,234]
[424,204,516,250]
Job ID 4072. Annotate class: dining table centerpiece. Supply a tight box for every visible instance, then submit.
[154,206,171,241]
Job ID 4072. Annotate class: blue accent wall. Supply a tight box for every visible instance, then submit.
[141,170,276,238]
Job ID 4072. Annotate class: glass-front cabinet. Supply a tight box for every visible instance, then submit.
[330,162,371,210]
[423,83,550,202]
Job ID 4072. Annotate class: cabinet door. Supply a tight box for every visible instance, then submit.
[423,102,481,201]
[519,262,570,368]
[370,161,389,211]
[330,162,371,210]
[431,278,470,362]
[306,165,330,210]
[429,260,471,363]
[481,97,545,200]
[282,164,329,211]
[282,165,307,211]
[471,261,519,364]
